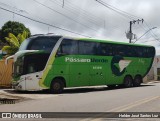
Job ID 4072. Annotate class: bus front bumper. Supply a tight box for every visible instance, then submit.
[12,81,23,90]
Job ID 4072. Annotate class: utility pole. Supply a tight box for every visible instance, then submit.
[127,19,144,43]
[129,21,132,43]
[133,27,157,43]
[62,0,64,8]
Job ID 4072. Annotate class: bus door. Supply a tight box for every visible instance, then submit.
[57,39,90,87]
[89,65,106,86]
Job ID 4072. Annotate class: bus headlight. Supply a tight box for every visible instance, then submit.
[18,85,22,89]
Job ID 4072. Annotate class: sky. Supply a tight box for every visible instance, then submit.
[0,0,160,54]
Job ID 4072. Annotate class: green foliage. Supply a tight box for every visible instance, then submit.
[2,31,29,55]
[2,46,17,55]
[0,21,31,43]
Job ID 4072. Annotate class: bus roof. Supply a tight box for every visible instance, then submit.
[78,38,154,47]
[29,34,154,48]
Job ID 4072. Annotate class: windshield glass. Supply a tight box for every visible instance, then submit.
[19,36,61,53]
[23,53,50,75]
[13,53,50,77]
[13,57,24,78]
[19,38,31,51]
[14,36,61,77]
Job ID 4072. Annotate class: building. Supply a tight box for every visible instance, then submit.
[153,55,160,80]
[145,55,160,82]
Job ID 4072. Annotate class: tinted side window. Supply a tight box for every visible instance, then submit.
[136,47,144,57]
[79,41,98,55]
[112,44,126,56]
[148,47,155,57]
[58,39,78,55]
[142,47,155,58]
[143,47,148,57]
[97,43,112,56]
[124,46,155,58]
[125,46,136,57]
[28,37,60,52]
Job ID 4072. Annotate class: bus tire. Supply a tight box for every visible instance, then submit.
[50,79,64,94]
[123,76,133,88]
[133,75,142,87]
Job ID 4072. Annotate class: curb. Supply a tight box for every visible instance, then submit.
[147,81,160,84]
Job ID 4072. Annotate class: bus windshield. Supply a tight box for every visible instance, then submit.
[14,36,61,77]
[19,38,31,51]
[19,36,61,53]
[23,53,50,75]
[14,53,50,77]
[13,56,24,77]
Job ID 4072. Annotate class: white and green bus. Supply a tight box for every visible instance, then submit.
[11,35,155,93]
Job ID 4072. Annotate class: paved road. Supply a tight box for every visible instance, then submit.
[0,82,160,120]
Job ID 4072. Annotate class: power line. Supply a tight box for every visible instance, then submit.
[134,20,160,43]
[49,0,102,27]
[0,1,55,28]
[33,0,97,32]
[65,0,103,23]
[95,0,160,43]
[96,0,140,19]
[0,1,28,14]
[52,0,101,22]
[0,6,91,38]
[134,23,160,43]
[59,0,125,31]
[143,22,160,42]
[49,0,100,26]
[95,0,139,20]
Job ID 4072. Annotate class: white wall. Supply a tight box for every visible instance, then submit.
[153,55,160,80]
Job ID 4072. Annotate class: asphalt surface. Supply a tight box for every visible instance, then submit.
[0,81,160,121]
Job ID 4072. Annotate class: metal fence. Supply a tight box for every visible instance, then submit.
[0,59,13,88]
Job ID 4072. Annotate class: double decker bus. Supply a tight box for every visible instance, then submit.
[11,35,155,93]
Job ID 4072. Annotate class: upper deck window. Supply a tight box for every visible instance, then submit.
[57,39,78,55]
[19,36,61,53]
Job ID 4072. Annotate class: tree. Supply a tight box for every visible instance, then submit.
[0,21,31,43]
[2,31,29,55]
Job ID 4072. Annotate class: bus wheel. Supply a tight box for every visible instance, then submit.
[123,76,133,88]
[50,79,64,94]
[133,75,142,87]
